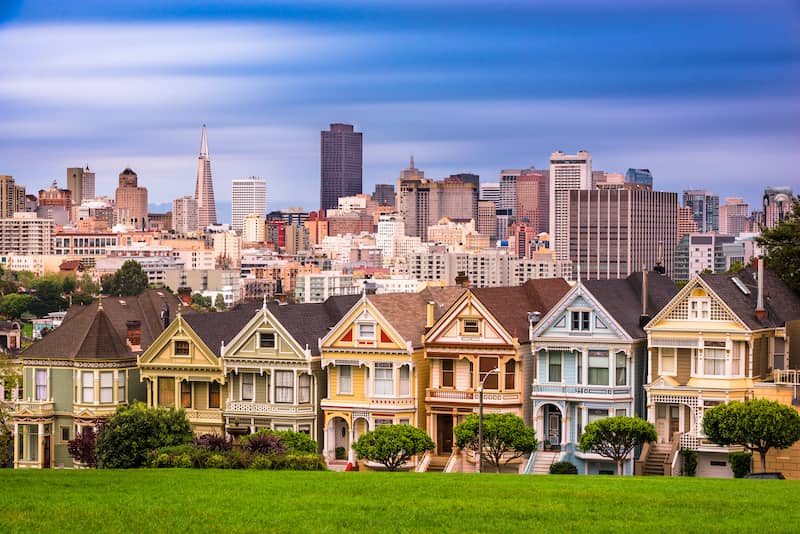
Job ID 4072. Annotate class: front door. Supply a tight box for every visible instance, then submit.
[669,405,680,440]
[547,410,562,450]
[42,436,50,468]
[436,414,453,454]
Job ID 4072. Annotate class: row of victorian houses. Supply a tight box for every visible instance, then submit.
[7,263,800,477]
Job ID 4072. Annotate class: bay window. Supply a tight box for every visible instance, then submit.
[181,381,192,408]
[298,374,311,403]
[100,372,113,403]
[441,360,454,388]
[117,371,126,403]
[549,352,562,383]
[338,365,352,394]
[703,348,726,376]
[275,371,293,403]
[399,365,410,396]
[374,363,393,396]
[615,353,627,386]
[209,382,221,409]
[35,369,47,401]
[479,357,499,390]
[81,371,94,403]
[241,373,254,401]
[588,350,609,385]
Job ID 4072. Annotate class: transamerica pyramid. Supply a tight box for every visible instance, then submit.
[195,124,217,229]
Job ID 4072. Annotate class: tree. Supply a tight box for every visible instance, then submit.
[353,424,434,471]
[214,293,226,311]
[95,402,193,468]
[78,273,100,296]
[103,260,149,297]
[0,294,33,319]
[703,399,800,473]
[29,277,66,316]
[454,413,536,473]
[579,416,656,475]
[756,195,800,293]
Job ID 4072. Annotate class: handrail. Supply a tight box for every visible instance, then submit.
[443,450,459,473]
[415,451,432,473]
[664,431,682,476]
[634,441,651,476]
[523,451,537,474]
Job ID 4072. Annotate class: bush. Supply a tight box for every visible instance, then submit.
[206,453,227,469]
[146,445,207,468]
[680,448,697,477]
[67,428,98,467]
[96,402,193,468]
[224,448,252,469]
[275,430,318,454]
[195,434,233,452]
[241,431,287,456]
[269,453,327,471]
[549,461,578,475]
[729,451,752,478]
[250,455,273,470]
[335,447,346,460]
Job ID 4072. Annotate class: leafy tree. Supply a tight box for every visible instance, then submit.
[191,293,212,310]
[0,294,33,319]
[103,260,149,297]
[756,196,800,293]
[0,357,20,467]
[96,402,193,468]
[214,293,226,311]
[78,273,100,296]
[703,399,800,473]
[353,424,434,471]
[274,430,318,454]
[578,416,656,475]
[68,427,98,467]
[29,277,66,316]
[454,413,536,473]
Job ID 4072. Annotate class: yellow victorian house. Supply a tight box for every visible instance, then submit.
[319,288,464,463]
[643,264,800,477]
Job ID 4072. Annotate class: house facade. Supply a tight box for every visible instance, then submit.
[531,273,677,474]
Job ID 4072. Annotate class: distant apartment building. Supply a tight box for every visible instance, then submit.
[499,169,520,213]
[37,182,72,211]
[674,233,736,281]
[231,176,267,233]
[0,176,26,219]
[0,213,54,255]
[761,186,794,230]
[719,197,750,235]
[294,271,359,303]
[550,150,592,261]
[172,196,198,234]
[677,205,699,238]
[396,177,478,241]
[285,224,310,255]
[376,213,405,261]
[242,213,267,243]
[54,232,120,256]
[115,168,148,230]
[568,188,677,279]
[476,200,496,239]
[320,123,363,212]
[682,189,719,233]
[304,211,329,246]
[67,166,95,205]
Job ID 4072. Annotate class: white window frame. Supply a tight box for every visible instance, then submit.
[702,347,726,376]
[275,370,294,404]
[374,363,394,396]
[81,371,94,403]
[374,418,393,427]
[99,372,114,404]
[357,323,376,341]
[398,365,410,396]
[588,350,610,386]
[688,298,710,320]
[241,373,255,401]
[117,370,126,403]
[548,351,562,383]
[462,318,480,335]
[34,368,48,401]
[298,374,311,404]
[658,347,677,376]
[338,365,353,395]
[570,310,591,332]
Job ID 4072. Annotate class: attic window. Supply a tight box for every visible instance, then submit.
[259,332,276,349]
[462,318,480,335]
[174,340,190,356]
[357,323,375,340]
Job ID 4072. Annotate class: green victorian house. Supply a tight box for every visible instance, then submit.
[12,290,185,468]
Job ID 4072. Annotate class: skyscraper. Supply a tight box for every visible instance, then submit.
[67,166,95,205]
[0,175,26,218]
[516,168,549,234]
[195,125,217,229]
[172,196,198,234]
[624,168,654,188]
[231,176,268,233]
[550,150,592,261]
[396,177,478,241]
[320,123,362,212]
[719,197,750,235]
[499,169,521,213]
[682,189,719,233]
[762,186,794,229]
[372,184,395,207]
[115,168,148,229]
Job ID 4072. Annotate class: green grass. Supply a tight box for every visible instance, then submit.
[0,470,797,533]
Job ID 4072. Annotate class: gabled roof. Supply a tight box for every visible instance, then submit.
[267,295,360,355]
[582,272,678,339]
[368,287,465,348]
[20,289,187,361]
[183,303,260,357]
[471,278,571,343]
[699,267,800,330]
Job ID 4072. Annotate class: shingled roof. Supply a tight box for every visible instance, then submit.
[21,289,188,361]
[583,272,678,339]
[268,295,360,355]
[183,303,261,357]
[471,278,571,343]
[699,267,800,330]
[369,286,466,348]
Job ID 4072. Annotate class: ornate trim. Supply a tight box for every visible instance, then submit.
[22,359,136,369]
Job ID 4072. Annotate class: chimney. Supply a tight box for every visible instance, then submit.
[426,301,435,328]
[126,320,142,350]
[639,270,651,328]
[755,256,766,322]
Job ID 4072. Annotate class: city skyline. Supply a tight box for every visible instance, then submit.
[0,1,797,211]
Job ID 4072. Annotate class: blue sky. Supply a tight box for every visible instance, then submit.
[0,0,798,218]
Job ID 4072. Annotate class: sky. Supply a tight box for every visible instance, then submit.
[0,0,798,220]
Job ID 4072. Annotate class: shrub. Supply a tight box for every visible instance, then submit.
[728,451,752,478]
[224,448,252,469]
[680,448,697,477]
[241,431,287,456]
[275,430,318,454]
[270,453,327,471]
[206,453,227,469]
[250,455,273,470]
[195,434,233,452]
[353,425,434,471]
[549,461,578,475]
[67,428,98,467]
[335,447,346,460]
[146,445,207,468]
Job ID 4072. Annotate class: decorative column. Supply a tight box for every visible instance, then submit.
[13,422,19,468]
[293,370,299,406]
[37,422,44,468]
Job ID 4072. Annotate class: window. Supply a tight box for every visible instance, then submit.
[689,298,709,320]
[571,311,590,331]
[181,381,192,408]
[462,318,480,335]
[399,418,410,425]
[357,323,375,340]
[588,408,608,424]
[441,360,454,388]
[209,382,221,409]
[615,408,627,417]
[117,371,126,403]
[576,351,582,383]
[259,332,275,349]
[479,357,499,390]
[100,372,113,403]
[298,424,311,435]
[588,350,609,386]
[504,360,516,390]
[399,365,410,395]
[35,369,47,401]
[82,372,94,403]
[615,353,627,386]
[158,377,174,407]
[703,348,726,375]
[731,343,742,376]
[375,363,394,396]
[174,340,190,356]
[374,418,393,427]
[549,352,562,382]
[60,426,70,443]
[241,373,254,401]
[298,374,311,403]
[660,348,676,374]
[275,371,293,403]
[468,360,474,389]
[338,365,353,394]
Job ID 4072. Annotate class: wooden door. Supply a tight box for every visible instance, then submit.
[547,411,561,450]
[436,414,453,454]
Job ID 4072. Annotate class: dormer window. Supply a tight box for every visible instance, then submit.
[358,323,375,341]
[462,318,480,335]
[570,311,590,331]
[259,332,276,349]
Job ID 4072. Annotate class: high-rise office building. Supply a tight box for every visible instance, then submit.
[67,166,95,205]
[446,173,480,186]
[372,184,395,207]
[624,168,654,188]
[396,177,478,241]
[0,175,26,218]
[399,156,423,180]
[195,125,218,229]
[569,188,677,279]
[682,189,719,233]
[115,168,148,229]
[516,168,549,234]
[480,182,501,206]
[477,200,497,239]
[761,186,794,229]
[550,150,592,261]
[231,176,267,233]
[719,197,750,235]
[499,169,521,212]
[172,196,198,234]
[677,206,699,238]
[320,123,363,212]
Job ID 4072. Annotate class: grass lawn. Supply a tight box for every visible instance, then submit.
[0,470,797,533]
